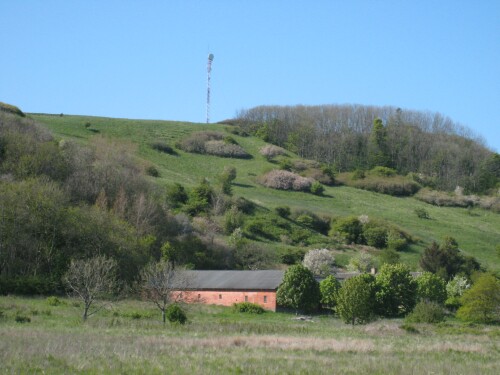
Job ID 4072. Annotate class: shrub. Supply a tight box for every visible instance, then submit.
[346,252,375,273]
[278,158,293,171]
[370,166,397,177]
[279,248,305,265]
[416,272,447,304]
[363,224,388,248]
[166,183,188,208]
[46,296,62,306]
[259,144,286,160]
[150,141,177,155]
[233,302,265,314]
[275,205,291,218]
[351,175,420,196]
[445,275,470,309]
[232,196,255,214]
[456,273,500,324]
[310,181,324,195]
[414,207,430,219]
[15,315,31,323]
[204,140,251,158]
[146,165,160,177]
[165,304,187,324]
[0,102,25,117]
[330,216,363,244]
[259,170,313,192]
[399,323,419,333]
[351,169,366,180]
[378,248,401,265]
[178,131,224,153]
[405,301,445,323]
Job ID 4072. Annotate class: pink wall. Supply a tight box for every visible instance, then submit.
[171,290,277,311]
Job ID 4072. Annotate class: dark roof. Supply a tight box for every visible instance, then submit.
[176,270,285,291]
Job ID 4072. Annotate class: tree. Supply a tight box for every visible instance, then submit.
[375,263,417,317]
[445,275,470,309]
[330,216,363,244]
[140,261,189,324]
[346,252,375,273]
[368,118,390,168]
[335,274,375,325]
[303,249,335,277]
[416,272,447,304]
[456,273,500,323]
[276,264,320,313]
[218,166,237,195]
[319,275,340,310]
[63,256,118,321]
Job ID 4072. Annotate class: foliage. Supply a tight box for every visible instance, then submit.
[445,275,471,309]
[416,272,447,304]
[232,302,265,314]
[302,249,335,277]
[335,274,375,325]
[218,166,237,194]
[166,183,188,208]
[46,296,62,306]
[330,216,363,244]
[63,256,118,321]
[279,248,305,265]
[145,165,160,177]
[319,275,340,310]
[150,141,177,155]
[259,170,313,192]
[405,301,446,323]
[274,205,291,218]
[346,252,375,273]
[165,304,187,324]
[414,207,430,219]
[15,315,31,323]
[378,248,401,265]
[0,101,25,116]
[310,181,325,195]
[276,265,320,313]
[370,166,396,177]
[456,273,500,323]
[375,263,417,317]
[233,242,276,270]
[362,223,388,248]
[350,174,421,197]
[259,144,286,160]
[419,237,480,280]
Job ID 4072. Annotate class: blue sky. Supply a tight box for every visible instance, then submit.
[1,1,499,151]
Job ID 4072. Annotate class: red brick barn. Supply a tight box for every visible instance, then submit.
[171,270,285,311]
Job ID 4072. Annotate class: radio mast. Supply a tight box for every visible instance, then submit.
[206,53,214,124]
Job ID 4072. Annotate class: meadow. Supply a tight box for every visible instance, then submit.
[0,295,499,374]
[32,114,500,272]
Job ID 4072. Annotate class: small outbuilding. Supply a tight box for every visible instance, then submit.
[171,270,284,311]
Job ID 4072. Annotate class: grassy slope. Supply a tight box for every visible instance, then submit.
[1,296,499,374]
[33,114,500,272]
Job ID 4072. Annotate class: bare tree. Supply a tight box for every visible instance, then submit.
[140,261,190,324]
[63,255,118,321]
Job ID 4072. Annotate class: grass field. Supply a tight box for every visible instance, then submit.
[1,296,499,374]
[32,114,500,272]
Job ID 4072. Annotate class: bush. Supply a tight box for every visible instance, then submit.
[204,140,251,158]
[276,264,321,313]
[150,141,177,155]
[303,249,335,277]
[46,296,62,306]
[351,169,365,180]
[363,224,388,248]
[178,131,224,153]
[320,275,340,310]
[233,302,265,314]
[370,166,397,177]
[405,301,445,323]
[259,144,286,160]
[259,170,313,192]
[330,216,363,244]
[0,276,58,295]
[414,207,430,219]
[310,181,325,195]
[351,175,420,196]
[336,274,375,325]
[456,273,500,324]
[232,196,255,214]
[146,165,160,177]
[275,205,291,218]
[15,315,31,323]
[279,248,305,265]
[166,183,188,208]
[416,272,447,304]
[165,304,187,324]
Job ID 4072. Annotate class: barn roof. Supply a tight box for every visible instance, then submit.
[177,270,285,291]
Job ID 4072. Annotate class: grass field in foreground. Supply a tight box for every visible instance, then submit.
[32,114,500,272]
[1,296,499,374]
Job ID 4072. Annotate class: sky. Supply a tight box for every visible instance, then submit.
[1,1,499,152]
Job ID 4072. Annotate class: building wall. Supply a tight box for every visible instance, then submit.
[171,290,277,311]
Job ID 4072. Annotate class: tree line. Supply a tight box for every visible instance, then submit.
[234,104,499,193]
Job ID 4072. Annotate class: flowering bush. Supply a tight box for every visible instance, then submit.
[259,170,313,192]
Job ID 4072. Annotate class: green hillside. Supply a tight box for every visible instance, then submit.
[31,113,500,272]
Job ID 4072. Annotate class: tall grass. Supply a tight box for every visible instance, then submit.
[0,296,498,374]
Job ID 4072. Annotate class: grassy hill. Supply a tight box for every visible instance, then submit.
[32,114,500,272]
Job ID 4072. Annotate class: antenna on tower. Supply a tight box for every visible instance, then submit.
[206,53,214,124]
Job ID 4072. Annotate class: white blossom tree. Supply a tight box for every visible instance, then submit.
[303,249,335,277]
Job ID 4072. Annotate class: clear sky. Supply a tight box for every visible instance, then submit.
[1,1,499,151]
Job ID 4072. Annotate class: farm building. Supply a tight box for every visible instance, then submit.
[171,270,284,311]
